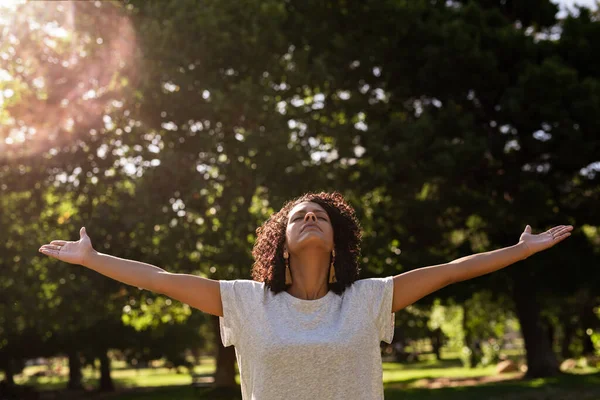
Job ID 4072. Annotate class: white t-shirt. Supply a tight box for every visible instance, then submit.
[219,276,395,400]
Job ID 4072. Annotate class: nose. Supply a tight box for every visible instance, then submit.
[304,212,317,222]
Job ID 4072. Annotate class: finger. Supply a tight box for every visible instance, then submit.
[50,240,68,246]
[40,245,61,251]
[40,248,60,257]
[524,225,532,234]
[554,232,571,241]
[548,226,565,234]
[554,226,573,237]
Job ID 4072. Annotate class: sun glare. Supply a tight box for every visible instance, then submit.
[0,0,25,25]
[0,0,26,10]
[0,0,138,161]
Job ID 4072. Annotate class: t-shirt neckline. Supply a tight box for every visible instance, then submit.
[280,289,334,305]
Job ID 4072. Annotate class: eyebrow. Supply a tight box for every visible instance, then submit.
[290,209,329,218]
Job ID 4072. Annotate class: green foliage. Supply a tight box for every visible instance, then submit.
[464,292,513,342]
[480,339,502,367]
[121,296,192,331]
[1,0,599,385]
[429,299,464,351]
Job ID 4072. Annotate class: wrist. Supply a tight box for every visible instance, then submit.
[516,241,532,260]
[81,249,99,267]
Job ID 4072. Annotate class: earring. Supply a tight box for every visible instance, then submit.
[284,250,292,285]
[329,249,337,284]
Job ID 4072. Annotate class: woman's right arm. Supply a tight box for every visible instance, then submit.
[84,252,224,317]
[40,227,223,317]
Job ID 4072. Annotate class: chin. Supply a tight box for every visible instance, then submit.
[292,235,331,252]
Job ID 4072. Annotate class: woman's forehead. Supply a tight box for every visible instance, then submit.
[289,201,327,215]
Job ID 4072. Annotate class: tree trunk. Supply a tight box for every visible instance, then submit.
[463,306,481,368]
[581,304,598,355]
[98,349,114,392]
[67,350,84,390]
[3,359,15,386]
[191,347,201,365]
[582,333,595,355]
[430,328,443,361]
[544,317,555,350]
[561,319,574,359]
[212,315,237,387]
[512,279,560,378]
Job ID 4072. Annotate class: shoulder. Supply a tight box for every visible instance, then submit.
[219,280,270,317]
[220,279,265,289]
[344,277,394,305]
[350,276,393,294]
[219,279,266,296]
[219,280,267,304]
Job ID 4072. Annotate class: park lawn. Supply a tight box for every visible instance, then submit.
[382,358,501,384]
[15,359,224,391]
[17,358,495,390]
[14,358,600,399]
[384,371,600,400]
[104,370,600,400]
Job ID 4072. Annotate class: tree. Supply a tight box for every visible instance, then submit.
[269,0,600,376]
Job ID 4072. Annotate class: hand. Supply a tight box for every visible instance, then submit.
[519,224,573,258]
[39,227,96,266]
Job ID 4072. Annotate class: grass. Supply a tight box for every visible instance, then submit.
[383,358,500,383]
[10,357,600,399]
[384,372,600,400]
[103,371,600,400]
[14,357,228,391]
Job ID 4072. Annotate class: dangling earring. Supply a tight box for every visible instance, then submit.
[284,250,292,285]
[329,249,337,284]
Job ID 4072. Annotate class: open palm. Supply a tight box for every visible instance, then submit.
[39,227,95,266]
[519,224,573,258]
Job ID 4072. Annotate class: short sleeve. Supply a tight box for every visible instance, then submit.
[218,279,265,347]
[377,276,396,343]
[356,276,395,344]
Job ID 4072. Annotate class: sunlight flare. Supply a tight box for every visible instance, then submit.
[0,0,138,161]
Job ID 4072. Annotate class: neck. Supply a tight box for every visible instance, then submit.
[287,248,330,300]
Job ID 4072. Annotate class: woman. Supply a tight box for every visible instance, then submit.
[39,191,573,399]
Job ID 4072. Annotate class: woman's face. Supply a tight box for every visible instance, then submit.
[285,201,334,255]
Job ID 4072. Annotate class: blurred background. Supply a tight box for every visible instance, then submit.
[0,0,599,399]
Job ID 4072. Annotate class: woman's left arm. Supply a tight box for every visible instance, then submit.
[391,224,573,313]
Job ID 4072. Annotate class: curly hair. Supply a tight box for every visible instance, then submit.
[251,191,362,295]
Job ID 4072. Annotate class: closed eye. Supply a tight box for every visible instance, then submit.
[292,216,328,222]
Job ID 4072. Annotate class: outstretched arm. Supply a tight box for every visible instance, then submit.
[39,227,223,317]
[84,251,223,317]
[391,224,573,312]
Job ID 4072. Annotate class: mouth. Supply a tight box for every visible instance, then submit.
[302,225,320,233]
